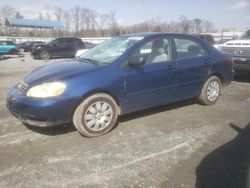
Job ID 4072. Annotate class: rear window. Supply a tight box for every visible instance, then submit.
[0,41,14,45]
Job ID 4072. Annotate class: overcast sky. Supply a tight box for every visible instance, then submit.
[0,0,250,29]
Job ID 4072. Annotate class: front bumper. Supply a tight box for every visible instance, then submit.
[233,57,250,73]
[6,88,80,127]
[30,49,41,58]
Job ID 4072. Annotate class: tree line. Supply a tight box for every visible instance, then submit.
[0,5,215,37]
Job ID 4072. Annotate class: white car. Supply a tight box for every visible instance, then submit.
[75,42,98,57]
[220,30,250,73]
[75,49,89,57]
[213,39,231,50]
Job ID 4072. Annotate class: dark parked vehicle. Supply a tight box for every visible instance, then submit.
[18,41,45,52]
[7,33,234,137]
[83,42,97,49]
[0,41,18,55]
[31,37,85,60]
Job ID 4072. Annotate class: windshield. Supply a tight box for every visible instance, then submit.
[45,38,55,45]
[238,30,250,40]
[79,36,144,64]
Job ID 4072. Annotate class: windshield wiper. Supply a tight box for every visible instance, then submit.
[78,58,99,65]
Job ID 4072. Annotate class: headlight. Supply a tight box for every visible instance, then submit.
[27,82,66,98]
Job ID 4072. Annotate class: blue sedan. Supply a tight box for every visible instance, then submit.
[7,33,234,137]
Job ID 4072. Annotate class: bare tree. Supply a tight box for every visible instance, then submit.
[98,13,110,36]
[0,5,16,19]
[53,6,64,22]
[38,13,44,20]
[200,20,214,33]
[63,10,71,35]
[15,12,24,18]
[71,5,81,36]
[179,15,192,33]
[90,10,98,32]
[109,11,119,36]
[0,5,17,35]
[194,18,202,33]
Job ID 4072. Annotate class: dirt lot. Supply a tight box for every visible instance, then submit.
[0,54,250,188]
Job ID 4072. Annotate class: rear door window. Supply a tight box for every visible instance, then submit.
[174,38,207,60]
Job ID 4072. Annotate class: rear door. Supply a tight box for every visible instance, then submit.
[173,37,210,100]
[63,38,75,56]
[50,38,64,56]
[50,38,73,57]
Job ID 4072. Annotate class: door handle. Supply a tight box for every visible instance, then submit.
[204,59,210,65]
[167,64,173,70]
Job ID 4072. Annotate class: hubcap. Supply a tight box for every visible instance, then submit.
[41,51,49,59]
[207,81,220,102]
[84,101,113,131]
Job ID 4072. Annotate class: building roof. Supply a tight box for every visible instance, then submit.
[5,17,63,29]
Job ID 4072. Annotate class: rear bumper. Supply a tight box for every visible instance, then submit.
[233,57,250,73]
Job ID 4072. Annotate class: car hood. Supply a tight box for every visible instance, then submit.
[33,44,46,48]
[24,59,103,85]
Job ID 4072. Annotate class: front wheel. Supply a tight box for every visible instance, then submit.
[73,93,118,137]
[10,49,17,55]
[198,76,222,105]
[40,50,50,60]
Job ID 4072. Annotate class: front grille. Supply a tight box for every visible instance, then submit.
[16,81,28,94]
[221,47,250,58]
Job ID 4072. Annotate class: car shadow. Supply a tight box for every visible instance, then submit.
[196,122,250,188]
[234,74,250,83]
[119,99,197,123]
[23,123,77,136]
[24,99,197,136]
[0,56,10,61]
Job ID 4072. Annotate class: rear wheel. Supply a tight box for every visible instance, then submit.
[198,76,221,105]
[10,49,17,55]
[40,50,50,60]
[73,93,118,137]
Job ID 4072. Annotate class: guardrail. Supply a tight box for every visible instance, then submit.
[0,31,245,44]
[0,36,109,44]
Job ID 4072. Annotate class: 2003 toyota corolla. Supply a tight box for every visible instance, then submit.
[7,33,234,137]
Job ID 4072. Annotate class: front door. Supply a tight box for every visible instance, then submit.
[124,37,177,113]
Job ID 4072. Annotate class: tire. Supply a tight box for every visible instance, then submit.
[198,76,222,105]
[10,49,17,55]
[73,93,118,137]
[40,50,50,60]
[19,48,24,53]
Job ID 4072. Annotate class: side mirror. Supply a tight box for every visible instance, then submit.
[128,56,145,66]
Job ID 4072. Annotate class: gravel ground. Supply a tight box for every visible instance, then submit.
[0,54,250,188]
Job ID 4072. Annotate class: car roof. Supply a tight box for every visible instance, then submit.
[120,32,193,38]
[0,40,12,42]
[55,37,81,39]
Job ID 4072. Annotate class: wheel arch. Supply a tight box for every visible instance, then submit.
[9,48,17,54]
[209,72,224,84]
[70,90,122,122]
